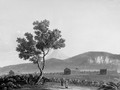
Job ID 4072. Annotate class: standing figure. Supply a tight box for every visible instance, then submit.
[65,79,68,88]
[60,78,64,86]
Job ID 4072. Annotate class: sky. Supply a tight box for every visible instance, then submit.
[1,0,120,67]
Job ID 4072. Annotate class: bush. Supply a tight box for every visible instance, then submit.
[9,70,15,76]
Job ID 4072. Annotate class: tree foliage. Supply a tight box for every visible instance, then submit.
[16,19,65,84]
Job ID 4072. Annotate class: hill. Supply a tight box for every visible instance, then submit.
[65,51,120,70]
[0,58,65,75]
[0,51,120,75]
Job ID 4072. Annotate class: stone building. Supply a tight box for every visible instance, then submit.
[64,68,71,75]
[99,69,107,75]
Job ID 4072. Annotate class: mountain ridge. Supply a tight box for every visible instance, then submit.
[0,51,120,75]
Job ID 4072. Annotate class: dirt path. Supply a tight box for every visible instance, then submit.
[18,82,97,90]
[49,84,97,90]
[50,86,96,90]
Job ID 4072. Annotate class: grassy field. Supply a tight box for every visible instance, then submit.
[44,73,120,83]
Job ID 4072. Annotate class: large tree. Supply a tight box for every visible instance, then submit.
[16,20,65,84]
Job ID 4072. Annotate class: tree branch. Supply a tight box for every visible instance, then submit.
[45,49,50,56]
[41,49,49,70]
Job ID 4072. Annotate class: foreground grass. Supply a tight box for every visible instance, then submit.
[16,73,120,90]
[16,82,97,90]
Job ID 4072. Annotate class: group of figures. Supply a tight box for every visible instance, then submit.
[60,78,69,88]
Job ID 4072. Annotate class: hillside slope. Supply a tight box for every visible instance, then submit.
[0,51,120,75]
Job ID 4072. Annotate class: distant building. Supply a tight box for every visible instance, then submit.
[99,69,107,75]
[64,68,71,75]
[63,68,118,75]
[99,69,118,75]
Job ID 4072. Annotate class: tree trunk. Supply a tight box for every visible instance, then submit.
[36,53,47,85]
[42,55,45,70]
[36,61,43,85]
[42,49,49,70]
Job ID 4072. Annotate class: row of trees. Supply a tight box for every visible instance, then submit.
[16,20,65,84]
